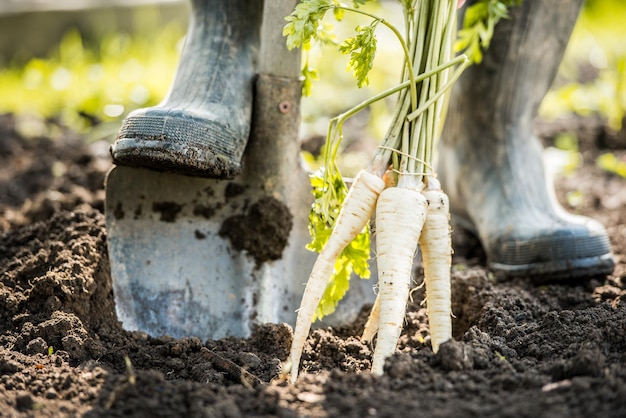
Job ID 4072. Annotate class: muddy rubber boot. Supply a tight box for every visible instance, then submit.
[110,0,260,179]
[439,0,615,281]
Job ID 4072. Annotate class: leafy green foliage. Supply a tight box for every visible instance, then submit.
[550,133,581,175]
[539,0,626,129]
[455,0,521,64]
[339,22,379,87]
[284,0,381,94]
[314,230,371,321]
[597,152,626,178]
[0,24,184,136]
[283,0,333,51]
[301,60,320,97]
[307,169,372,321]
[307,170,347,253]
[283,0,335,96]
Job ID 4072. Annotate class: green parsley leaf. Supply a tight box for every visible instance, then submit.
[301,60,319,97]
[283,0,333,50]
[338,22,378,88]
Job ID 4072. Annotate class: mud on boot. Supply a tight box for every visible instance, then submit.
[111,0,260,179]
[439,0,614,281]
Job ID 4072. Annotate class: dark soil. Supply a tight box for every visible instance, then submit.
[220,196,294,267]
[1,112,625,417]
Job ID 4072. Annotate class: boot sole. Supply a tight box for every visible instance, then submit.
[490,252,615,283]
[111,109,245,179]
[451,216,615,282]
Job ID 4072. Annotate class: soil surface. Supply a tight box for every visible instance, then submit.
[1,112,625,417]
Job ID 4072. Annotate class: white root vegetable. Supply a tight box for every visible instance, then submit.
[370,186,428,376]
[284,0,465,382]
[288,169,385,383]
[419,188,452,353]
[361,293,380,343]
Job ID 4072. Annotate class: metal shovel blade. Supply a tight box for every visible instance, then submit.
[105,165,312,340]
[105,165,378,341]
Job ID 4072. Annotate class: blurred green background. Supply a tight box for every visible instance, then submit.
[0,0,624,154]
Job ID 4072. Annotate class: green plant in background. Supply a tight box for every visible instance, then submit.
[455,0,522,64]
[597,152,626,178]
[540,0,626,131]
[543,132,585,209]
[553,132,582,174]
[0,21,184,139]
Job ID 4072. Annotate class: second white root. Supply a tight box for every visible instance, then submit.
[370,187,428,376]
[361,293,380,343]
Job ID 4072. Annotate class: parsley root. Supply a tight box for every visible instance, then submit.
[288,169,385,383]
[370,185,428,375]
[283,0,481,380]
[361,292,380,343]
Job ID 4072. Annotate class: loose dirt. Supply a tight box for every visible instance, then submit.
[1,113,625,417]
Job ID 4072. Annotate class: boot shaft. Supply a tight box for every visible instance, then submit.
[165,0,262,107]
[448,0,582,142]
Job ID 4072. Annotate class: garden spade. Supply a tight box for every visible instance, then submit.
[105,0,375,340]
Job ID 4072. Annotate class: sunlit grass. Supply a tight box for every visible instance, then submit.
[0,18,185,139]
[539,0,626,131]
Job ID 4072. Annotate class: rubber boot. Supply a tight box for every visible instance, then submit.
[110,0,261,179]
[439,0,614,281]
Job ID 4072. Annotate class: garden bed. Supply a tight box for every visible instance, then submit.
[0,112,625,417]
